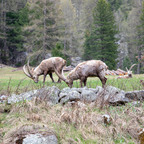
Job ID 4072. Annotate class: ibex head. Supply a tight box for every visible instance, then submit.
[23,60,39,83]
[126,64,137,77]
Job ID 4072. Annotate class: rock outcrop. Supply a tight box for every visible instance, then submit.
[4,85,144,106]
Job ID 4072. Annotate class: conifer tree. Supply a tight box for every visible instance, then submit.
[6,5,29,65]
[83,0,118,70]
[24,0,58,65]
[136,1,144,74]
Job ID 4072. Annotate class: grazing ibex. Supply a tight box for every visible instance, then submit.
[117,64,137,79]
[23,57,66,83]
[54,60,108,88]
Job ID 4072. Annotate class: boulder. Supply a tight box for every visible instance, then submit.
[125,90,144,101]
[103,86,129,105]
[6,85,143,106]
[59,88,81,104]
[81,89,98,102]
[23,133,58,144]
[7,90,38,104]
[7,86,60,105]
[36,86,60,105]
[3,124,58,144]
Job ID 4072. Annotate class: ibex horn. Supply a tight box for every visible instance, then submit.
[52,61,66,82]
[129,64,137,71]
[23,65,32,78]
[26,59,33,78]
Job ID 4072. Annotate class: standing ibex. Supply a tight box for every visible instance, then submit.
[54,60,108,88]
[23,57,66,83]
[117,64,137,79]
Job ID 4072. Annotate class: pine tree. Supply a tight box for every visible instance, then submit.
[0,1,28,65]
[107,0,122,11]
[24,0,58,65]
[83,0,118,70]
[6,4,29,65]
[136,1,144,74]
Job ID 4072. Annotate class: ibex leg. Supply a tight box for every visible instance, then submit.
[49,73,55,83]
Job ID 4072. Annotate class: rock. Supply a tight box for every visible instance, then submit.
[61,87,71,93]
[125,90,144,101]
[81,89,98,102]
[69,91,81,101]
[7,86,60,105]
[59,92,70,104]
[98,86,129,105]
[7,90,38,104]
[89,86,102,94]
[3,124,58,144]
[23,133,58,144]
[6,85,143,106]
[59,89,81,104]
[36,86,60,105]
[59,86,129,105]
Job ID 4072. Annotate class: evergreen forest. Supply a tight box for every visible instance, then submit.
[0,0,144,73]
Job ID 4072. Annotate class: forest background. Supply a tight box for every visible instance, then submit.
[0,0,144,73]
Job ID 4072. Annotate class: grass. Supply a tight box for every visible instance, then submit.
[0,67,143,95]
[0,66,144,143]
[0,100,143,144]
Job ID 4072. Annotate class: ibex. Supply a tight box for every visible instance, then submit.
[54,60,108,88]
[23,57,66,83]
[117,64,137,79]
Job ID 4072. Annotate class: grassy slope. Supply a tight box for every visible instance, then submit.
[0,100,144,144]
[0,67,144,143]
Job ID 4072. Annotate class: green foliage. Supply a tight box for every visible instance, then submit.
[136,1,144,73]
[83,0,118,70]
[52,43,71,65]
[122,56,131,71]
[107,0,122,11]
[24,0,59,64]
[4,4,29,65]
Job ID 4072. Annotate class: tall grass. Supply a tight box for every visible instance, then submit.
[1,99,143,144]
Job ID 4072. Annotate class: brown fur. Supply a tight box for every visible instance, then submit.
[55,60,108,88]
[23,57,66,83]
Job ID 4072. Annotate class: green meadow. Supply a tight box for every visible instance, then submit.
[0,66,144,144]
[0,66,143,95]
